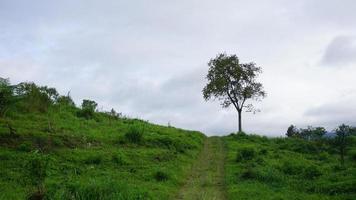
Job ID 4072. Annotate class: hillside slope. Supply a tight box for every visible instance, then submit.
[0,80,205,199]
[223,133,356,200]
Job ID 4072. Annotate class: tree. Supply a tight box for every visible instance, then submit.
[202,53,266,132]
[299,126,326,140]
[0,78,15,117]
[14,82,55,113]
[286,125,299,138]
[334,124,352,166]
[77,99,98,119]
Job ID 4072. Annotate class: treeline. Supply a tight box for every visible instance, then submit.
[285,124,356,166]
[0,77,122,129]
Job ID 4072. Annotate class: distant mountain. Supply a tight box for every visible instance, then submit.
[324,132,337,138]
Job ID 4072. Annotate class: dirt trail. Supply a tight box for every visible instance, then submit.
[175,137,227,200]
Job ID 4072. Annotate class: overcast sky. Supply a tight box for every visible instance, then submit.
[1,0,356,136]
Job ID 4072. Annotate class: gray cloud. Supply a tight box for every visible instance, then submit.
[304,94,356,130]
[321,36,356,66]
[1,0,356,136]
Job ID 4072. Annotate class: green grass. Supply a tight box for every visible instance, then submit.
[223,133,356,200]
[0,108,205,199]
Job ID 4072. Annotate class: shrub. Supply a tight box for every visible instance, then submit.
[349,150,356,161]
[26,152,49,200]
[239,166,283,185]
[77,99,97,119]
[236,147,256,162]
[318,152,330,161]
[154,171,169,182]
[111,153,127,166]
[240,167,257,180]
[84,155,102,165]
[259,148,268,155]
[303,165,322,179]
[280,160,304,175]
[17,142,32,152]
[153,151,176,162]
[125,125,144,144]
[62,180,151,200]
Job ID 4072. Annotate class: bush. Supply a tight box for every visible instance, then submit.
[62,180,151,200]
[259,148,268,155]
[239,166,283,185]
[154,171,169,182]
[111,153,128,166]
[236,147,256,162]
[84,155,102,165]
[26,152,49,199]
[349,150,356,161]
[17,142,32,152]
[303,165,322,179]
[240,167,257,180]
[280,160,304,175]
[77,99,97,119]
[124,125,144,144]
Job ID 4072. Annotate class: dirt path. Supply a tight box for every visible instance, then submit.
[175,137,227,200]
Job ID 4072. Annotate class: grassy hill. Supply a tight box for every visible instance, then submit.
[0,80,205,200]
[2,78,356,200]
[224,133,356,200]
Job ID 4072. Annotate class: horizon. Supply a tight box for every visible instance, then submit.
[1,0,356,136]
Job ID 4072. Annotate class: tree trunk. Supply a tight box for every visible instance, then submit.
[238,110,242,132]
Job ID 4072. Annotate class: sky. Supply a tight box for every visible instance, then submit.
[1,0,356,136]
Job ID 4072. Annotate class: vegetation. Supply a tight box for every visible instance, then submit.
[0,78,205,199]
[2,77,356,200]
[202,53,266,132]
[224,131,356,200]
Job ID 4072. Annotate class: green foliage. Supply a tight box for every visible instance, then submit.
[154,171,169,182]
[202,53,266,131]
[224,133,356,200]
[57,180,151,200]
[286,125,326,140]
[334,124,354,166]
[111,152,128,165]
[15,82,58,113]
[56,94,75,107]
[0,78,206,199]
[77,99,98,119]
[25,152,49,199]
[16,141,32,152]
[84,154,102,165]
[0,78,15,117]
[303,164,322,179]
[124,125,144,144]
[236,147,256,162]
[286,124,298,138]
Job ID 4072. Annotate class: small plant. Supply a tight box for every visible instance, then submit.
[26,152,49,200]
[303,165,322,179]
[125,125,144,144]
[84,155,102,165]
[280,161,304,175]
[236,147,256,162]
[350,150,356,161]
[259,148,268,155]
[154,171,169,181]
[240,167,257,180]
[112,153,127,166]
[17,142,32,152]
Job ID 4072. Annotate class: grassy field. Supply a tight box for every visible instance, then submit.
[224,133,356,200]
[175,137,226,200]
[2,79,356,200]
[0,107,205,199]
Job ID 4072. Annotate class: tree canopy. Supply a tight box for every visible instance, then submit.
[203,53,266,132]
